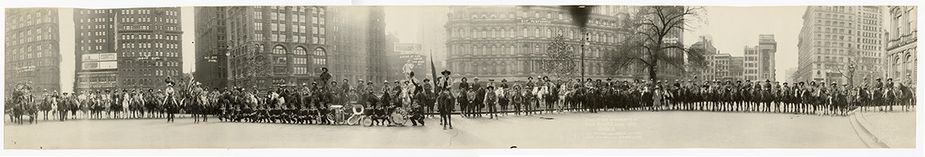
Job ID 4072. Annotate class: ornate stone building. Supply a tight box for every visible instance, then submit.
[884,6,916,85]
[445,6,662,81]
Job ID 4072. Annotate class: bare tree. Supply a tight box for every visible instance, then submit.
[542,35,578,79]
[612,6,707,85]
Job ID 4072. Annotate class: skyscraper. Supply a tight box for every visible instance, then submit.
[754,34,777,81]
[5,8,61,94]
[224,6,329,89]
[367,7,388,82]
[796,6,884,84]
[194,7,229,89]
[73,8,183,92]
[324,6,388,82]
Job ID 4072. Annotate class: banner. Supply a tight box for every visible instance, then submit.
[82,61,118,70]
[81,53,118,62]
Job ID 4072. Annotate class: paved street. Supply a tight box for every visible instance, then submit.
[855,111,917,148]
[3,111,913,149]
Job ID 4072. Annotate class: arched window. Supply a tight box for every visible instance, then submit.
[313,47,327,66]
[906,53,913,63]
[294,46,307,55]
[272,45,287,54]
[546,28,552,37]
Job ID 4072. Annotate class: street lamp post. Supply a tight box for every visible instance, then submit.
[581,29,589,80]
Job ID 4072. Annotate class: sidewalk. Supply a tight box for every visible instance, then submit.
[855,109,916,148]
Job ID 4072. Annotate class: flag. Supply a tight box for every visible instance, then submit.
[429,50,438,93]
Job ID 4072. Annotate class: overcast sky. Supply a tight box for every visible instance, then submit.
[683,6,807,81]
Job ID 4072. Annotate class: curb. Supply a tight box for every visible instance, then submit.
[849,112,891,148]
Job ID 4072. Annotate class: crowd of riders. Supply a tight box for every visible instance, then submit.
[6,68,916,126]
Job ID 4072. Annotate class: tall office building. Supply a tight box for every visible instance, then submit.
[5,8,61,94]
[324,6,388,82]
[194,7,229,89]
[73,8,183,92]
[224,6,328,89]
[367,7,388,82]
[744,34,776,81]
[796,6,884,84]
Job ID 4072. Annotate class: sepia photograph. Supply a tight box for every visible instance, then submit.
[2,4,918,151]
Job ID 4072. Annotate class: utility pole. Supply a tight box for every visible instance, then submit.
[581,29,589,80]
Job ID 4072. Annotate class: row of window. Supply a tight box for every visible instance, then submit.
[254,10,326,24]
[259,22,326,35]
[7,34,54,46]
[79,24,113,30]
[120,34,179,40]
[80,31,109,37]
[8,51,56,61]
[119,43,180,49]
[452,8,630,28]
[812,40,881,51]
[121,51,178,58]
[7,17,55,30]
[451,26,624,44]
[120,9,150,15]
[121,60,180,67]
[7,44,54,55]
[450,60,610,76]
[79,17,113,23]
[449,44,607,58]
[7,27,54,38]
[260,6,325,15]
[121,17,152,23]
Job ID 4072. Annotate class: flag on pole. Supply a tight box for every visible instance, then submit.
[429,49,438,93]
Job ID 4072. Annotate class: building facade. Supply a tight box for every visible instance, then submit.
[322,6,388,83]
[367,7,388,82]
[5,8,61,94]
[194,7,229,89]
[689,36,718,80]
[224,6,329,90]
[74,8,183,92]
[327,7,369,82]
[757,34,777,81]
[884,6,916,85]
[743,34,776,81]
[796,6,884,84]
[729,56,746,80]
[446,6,666,81]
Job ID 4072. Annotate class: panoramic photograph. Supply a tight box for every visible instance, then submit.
[2,5,917,149]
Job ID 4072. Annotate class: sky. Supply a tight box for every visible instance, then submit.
[58,8,75,92]
[683,6,807,82]
[384,7,426,44]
